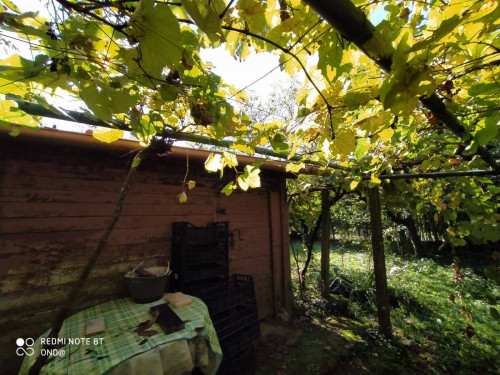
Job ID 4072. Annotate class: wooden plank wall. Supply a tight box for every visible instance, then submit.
[0,132,286,374]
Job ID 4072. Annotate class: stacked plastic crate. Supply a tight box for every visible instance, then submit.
[171,222,229,292]
[171,222,260,375]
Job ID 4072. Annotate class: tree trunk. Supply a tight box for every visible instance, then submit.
[320,190,331,297]
[406,216,424,258]
[428,211,441,242]
[299,213,322,290]
[368,187,392,338]
[387,210,423,258]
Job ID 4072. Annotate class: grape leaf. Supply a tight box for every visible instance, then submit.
[131,0,182,78]
[92,127,124,143]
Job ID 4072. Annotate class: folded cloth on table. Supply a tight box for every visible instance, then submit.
[165,292,193,308]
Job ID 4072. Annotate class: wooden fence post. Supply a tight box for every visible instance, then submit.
[368,186,392,338]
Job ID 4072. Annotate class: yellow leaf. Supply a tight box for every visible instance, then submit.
[463,22,484,40]
[350,180,360,190]
[246,168,261,189]
[0,99,38,128]
[204,153,223,172]
[331,129,356,161]
[223,151,238,168]
[177,191,187,203]
[285,162,304,173]
[265,0,278,26]
[378,128,394,142]
[237,166,261,191]
[231,144,255,154]
[371,175,381,184]
[187,180,196,190]
[92,127,124,143]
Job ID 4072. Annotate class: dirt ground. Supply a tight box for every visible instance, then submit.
[254,318,371,375]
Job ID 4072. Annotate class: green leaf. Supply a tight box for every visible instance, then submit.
[182,0,224,42]
[131,0,182,78]
[236,0,267,32]
[331,129,356,161]
[318,32,342,82]
[468,83,500,96]
[409,15,462,52]
[221,181,237,196]
[380,68,436,116]
[159,85,181,101]
[0,54,47,82]
[484,266,499,282]
[475,121,499,146]
[0,99,38,128]
[79,83,137,121]
[270,133,289,152]
[132,155,142,168]
[490,307,500,322]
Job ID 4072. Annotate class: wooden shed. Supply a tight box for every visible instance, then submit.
[0,127,293,373]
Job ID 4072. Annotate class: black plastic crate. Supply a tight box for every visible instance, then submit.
[189,274,256,315]
[182,264,228,283]
[173,222,229,245]
[217,347,255,375]
[213,304,258,341]
[171,222,229,291]
[219,323,260,360]
[180,251,227,267]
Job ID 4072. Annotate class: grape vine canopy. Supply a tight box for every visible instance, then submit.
[0,0,499,246]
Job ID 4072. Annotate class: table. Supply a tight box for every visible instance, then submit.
[19,295,222,375]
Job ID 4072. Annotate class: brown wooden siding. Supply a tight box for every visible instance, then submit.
[0,130,290,374]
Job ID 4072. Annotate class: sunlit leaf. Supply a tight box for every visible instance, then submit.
[285,162,304,173]
[349,180,360,190]
[182,0,224,42]
[205,153,223,172]
[237,165,261,191]
[0,99,38,128]
[92,127,124,143]
[131,0,182,77]
[223,151,238,168]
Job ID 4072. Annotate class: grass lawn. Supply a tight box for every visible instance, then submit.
[255,240,500,375]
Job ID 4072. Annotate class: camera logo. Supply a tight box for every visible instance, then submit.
[16,338,34,356]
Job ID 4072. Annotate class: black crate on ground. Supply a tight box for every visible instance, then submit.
[217,347,255,375]
[188,274,256,316]
[212,303,258,341]
[219,322,260,360]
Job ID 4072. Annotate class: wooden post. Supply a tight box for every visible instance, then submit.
[368,186,392,338]
[321,190,331,297]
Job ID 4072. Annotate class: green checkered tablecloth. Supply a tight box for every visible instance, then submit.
[19,295,222,375]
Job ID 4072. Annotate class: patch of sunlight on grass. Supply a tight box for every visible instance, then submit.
[340,329,362,342]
